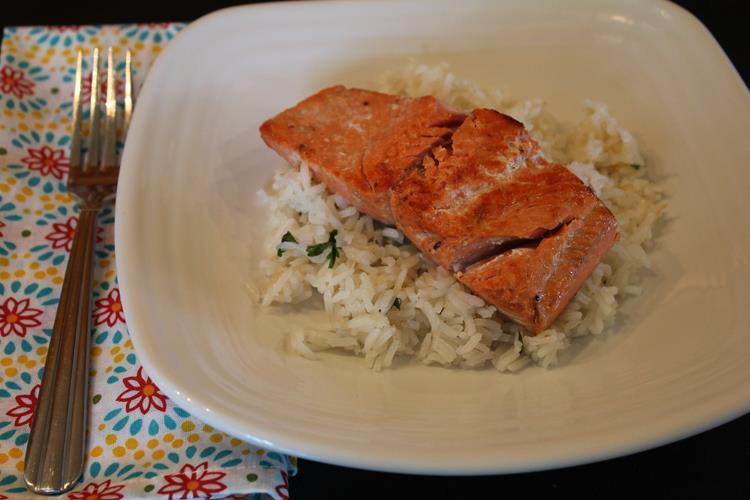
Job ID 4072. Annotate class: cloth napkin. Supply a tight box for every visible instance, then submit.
[0,24,295,499]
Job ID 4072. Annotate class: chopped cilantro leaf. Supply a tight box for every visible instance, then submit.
[306,241,329,257]
[326,230,339,268]
[306,230,340,268]
[277,231,298,256]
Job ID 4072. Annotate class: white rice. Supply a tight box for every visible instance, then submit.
[256,62,666,371]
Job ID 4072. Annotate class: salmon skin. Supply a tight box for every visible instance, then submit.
[260,87,619,334]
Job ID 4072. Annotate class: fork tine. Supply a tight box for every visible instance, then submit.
[123,50,133,139]
[86,47,101,169]
[69,51,84,169]
[101,48,117,167]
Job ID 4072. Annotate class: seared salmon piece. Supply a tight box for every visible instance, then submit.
[458,203,619,332]
[259,85,465,224]
[390,109,619,332]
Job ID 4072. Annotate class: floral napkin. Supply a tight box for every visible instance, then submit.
[0,24,295,499]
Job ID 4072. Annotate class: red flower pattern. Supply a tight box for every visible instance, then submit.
[275,470,289,500]
[0,297,43,338]
[44,215,103,252]
[67,479,125,500]
[81,71,125,102]
[5,384,40,427]
[21,145,70,179]
[0,65,34,99]
[157,462,227,499]
[46,216,77,251]
[0,220,5,238]
[93,288,125,327]
[116,367,168,415]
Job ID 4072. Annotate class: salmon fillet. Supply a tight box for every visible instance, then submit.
[260,90,619,334]
[259,86,465,224]
[391,110,619,332]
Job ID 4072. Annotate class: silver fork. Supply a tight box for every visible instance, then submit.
[24,47,133,495]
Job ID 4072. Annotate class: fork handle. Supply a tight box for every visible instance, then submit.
[24,207,99,494]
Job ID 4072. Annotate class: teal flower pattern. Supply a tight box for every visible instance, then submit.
[120,23,185,45]
[28,25,100,48]
[0,55,49,112]
[0,195,24,239]
[7,129,70,191]
[0,280,56,344]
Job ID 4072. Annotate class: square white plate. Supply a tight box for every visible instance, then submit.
[116,0,750,474]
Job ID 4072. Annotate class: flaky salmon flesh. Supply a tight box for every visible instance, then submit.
[260,87,619,334]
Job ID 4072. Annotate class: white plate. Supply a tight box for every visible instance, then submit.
[116,0,750,474]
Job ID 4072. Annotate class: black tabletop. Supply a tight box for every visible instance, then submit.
[3,1,748,498]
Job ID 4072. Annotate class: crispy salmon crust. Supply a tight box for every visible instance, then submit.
[391,109,619,332]
[259,85,465,224]
[457,203,619,331]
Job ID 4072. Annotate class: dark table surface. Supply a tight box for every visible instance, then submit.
[3,1,748,498]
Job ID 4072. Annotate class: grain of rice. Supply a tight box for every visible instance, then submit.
[382,227,404,243]
[456,333,483,356]
[290,330,319,360]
